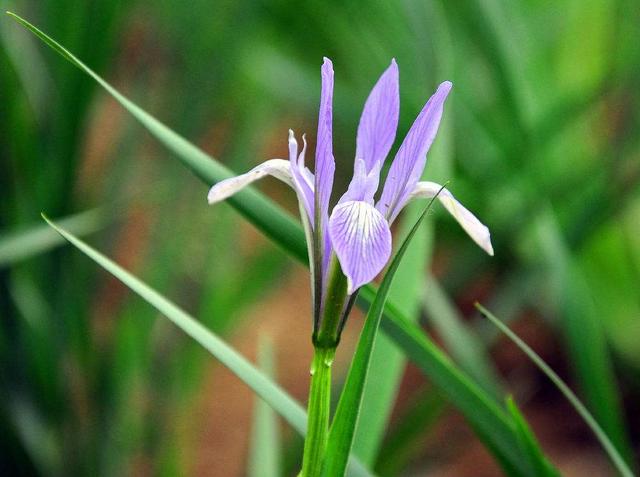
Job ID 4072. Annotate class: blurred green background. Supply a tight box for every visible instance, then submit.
[1,0,638,475]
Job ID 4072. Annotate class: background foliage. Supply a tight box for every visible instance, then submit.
[1,0,638,475]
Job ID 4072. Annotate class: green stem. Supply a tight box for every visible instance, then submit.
[313,256,349,348]
[301,346,335,477]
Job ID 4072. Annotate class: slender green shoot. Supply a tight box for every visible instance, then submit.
[476,303,634,477]
[248,336,281,477]
[321,188,445,477]
[301,347,335,476]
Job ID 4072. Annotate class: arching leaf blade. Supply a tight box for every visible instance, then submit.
[476,303,634,477]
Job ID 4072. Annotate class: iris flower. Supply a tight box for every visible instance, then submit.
[208,58,492,315]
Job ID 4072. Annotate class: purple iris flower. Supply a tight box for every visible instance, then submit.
[208,58,493,299]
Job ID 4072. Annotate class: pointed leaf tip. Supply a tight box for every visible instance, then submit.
[476,303,634,477]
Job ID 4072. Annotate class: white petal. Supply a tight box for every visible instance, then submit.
[207,159,293,204]
[410,181,494,255]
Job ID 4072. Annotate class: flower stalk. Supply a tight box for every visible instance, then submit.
[301,346,335,477]
[313,257,349,349]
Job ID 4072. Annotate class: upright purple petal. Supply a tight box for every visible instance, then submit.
[315,58,336,226]
[356,59,399,173]
[328,200,392,294]
[314,58,337,288]
[377,81,452,222]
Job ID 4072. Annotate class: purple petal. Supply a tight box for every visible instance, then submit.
[315,57,336,225]
[328,200,392,294]
[356,59,400,173]
[377,81,452,222]
[338,158,382,204]
[410,181,494,255]
[315,58,337,285]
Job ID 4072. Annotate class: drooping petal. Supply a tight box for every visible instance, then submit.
[315,57,336,225]
[377,81,452,222]
[356,59,399,173]
[410,181,494,255]
[289,130,314,226]
[207,159,293,204]
[328,200,392,294]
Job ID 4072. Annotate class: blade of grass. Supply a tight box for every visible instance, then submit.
[322,189,445,477]
[41,214,305,433]
[476,303,634,477]
[505,397,560,477]
[352,201,432,465]
[42,215,373,477]
[533,209,634,465]
[0,208,106,268]
[248,335,281,477]
[371,293,523,475]
[374,389,446,477]
[423,272,502,397]
[5,12,307,265]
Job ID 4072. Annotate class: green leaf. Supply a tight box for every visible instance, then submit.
[5,12,308,265]
[322,190,443,477]
[374,390,446,476]
[0,208,106,268]
[476,303,634,477]
[42,214,305,432]
[371,293,523,474]
[351,206,429,466]
[42,215,373,477]
[505,397,560,477]
[248,336,281,477]
[423,272,502,397]
[533,209,634,465]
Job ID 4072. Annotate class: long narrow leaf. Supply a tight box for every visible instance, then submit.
[506,397,560,477]
[5,12,307,265]
[372,294,523,474]
[476,303,634,477]
[352,204,431,465]
[42,216,373,477]
[533,210,634,463]
[374,390,446,476]
[248,336,280,477]
[322,191,444,476]
[0,208,105,267]
[423,273,502,397]
[42,214,306,432]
